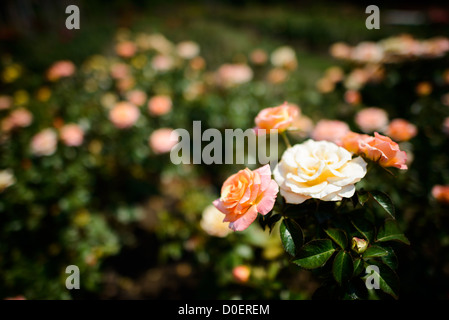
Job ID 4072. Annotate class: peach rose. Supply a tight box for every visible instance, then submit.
[60,123,84,147]
[115,41,137,58]
[110,62,130,80]
[351,42,384,63]
[232,265,251,283]
[148,95,172,116]
[109,102,140,129]
[0,95,12,110]
[344,90,362,105]
[341,132,408,170]
[432,185,449,204]
[344,68,369,90]
[189,56,206,71]
[316,77,335,93]
[126,89,147,106]
[385,118,417,141]
[250,48,268,65]
[330,42,352,60]
[355,107,389,133]
[9,108,33,128]
[116,76,135,92]
[266,68,288,84]
[213,165,279,231]
[46,60,75,81]
[30,128,58,156]
[217,63,253,87]
[325,66,344,83]
[310,119,350,145]
[149,128,178,154]
[254,102,299,133]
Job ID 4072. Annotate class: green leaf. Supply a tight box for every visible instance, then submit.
[351,217,374,242]
[293,239,336,269]
[353,258,364,277]
[280,219,304,257]
[324,228,348,249]
[332,250,354,284]
[370,191,395,219]
[357,190,370,206]
[376,219,410,245]
[380,246,399,270]
[362,245,389,259]
[364,261,400,299]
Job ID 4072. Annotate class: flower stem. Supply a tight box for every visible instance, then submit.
[281,131,292,148]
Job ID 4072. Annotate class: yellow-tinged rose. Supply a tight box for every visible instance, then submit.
[274,139,367,204]
[200,205,232,238]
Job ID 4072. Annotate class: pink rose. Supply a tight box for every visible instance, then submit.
[351,42,384,63]
[109,102,140,129]
[250,48,268,65]
[148,95,172,116]
[344,90,362,105]
[126,90,147,107]
[149,128,178,154]
[110,62,130,80]
[432,185,449,204]
[152,54,174,72]
[0,95,12,110]
[31,128,58,156]
[355,107,389,133]
[46,60,76,81]
[216,64,253,87]
[213,165,279,231]
[60,124,84,147]
[9,108,33,128]
[310,119,350,145]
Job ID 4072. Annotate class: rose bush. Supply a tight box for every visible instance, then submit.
[213,99,411,299]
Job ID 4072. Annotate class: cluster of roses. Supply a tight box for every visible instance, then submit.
[213,102,408,231]
[330,34,449,64]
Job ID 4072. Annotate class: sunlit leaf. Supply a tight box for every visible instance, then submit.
[293,239,336,269]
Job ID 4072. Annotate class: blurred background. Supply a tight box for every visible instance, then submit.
[1,0,449,299]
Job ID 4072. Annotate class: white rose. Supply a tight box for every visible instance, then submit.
[0,169,15,192]
[200,205,232,238]
[273,139,367,204]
